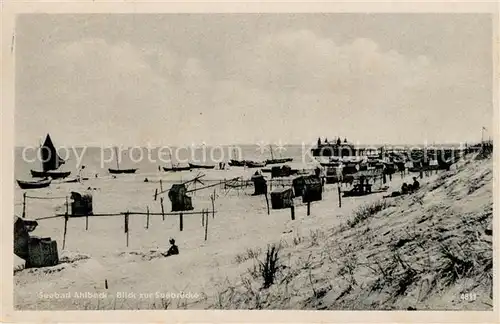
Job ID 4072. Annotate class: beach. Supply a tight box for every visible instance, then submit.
[13,150,493,310]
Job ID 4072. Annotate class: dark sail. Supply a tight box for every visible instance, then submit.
[41,134,65,172]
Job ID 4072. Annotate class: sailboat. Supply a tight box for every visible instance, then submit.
[163,149,191,172]
[108,147,138,174]
[265,144,293,165]
[227,148,258,167]
[30,134,71,179]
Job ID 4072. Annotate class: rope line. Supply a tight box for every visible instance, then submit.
[25,195,67,200]
[35,210,218,221]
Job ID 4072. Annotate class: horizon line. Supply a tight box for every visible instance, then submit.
[12,139,489,149]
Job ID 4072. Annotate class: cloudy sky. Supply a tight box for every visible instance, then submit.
[15,14,493,146]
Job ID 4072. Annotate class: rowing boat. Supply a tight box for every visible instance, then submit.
[108,168,138,174]
[188,163,215,169]
[163,165,191,172]
[31,170,71,179]
[17,178,52,189]
[265,158,293,164]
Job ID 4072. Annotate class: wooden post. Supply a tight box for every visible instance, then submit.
[338,184,342,208]
[62,196,69,250]
[160,197,165,221]
[105,279,108,290]
[124,212,129,247]
[154,188,158,201]
[201,209,205,227]
[85,213,89,231]
[211,190,216,219]
[179,213,184,231]
[146,206,150,229]
[290,205,295,220]
[22,192,26,218]
[307,201,311,216]
[265,192,270,215]
[204,209,209,241]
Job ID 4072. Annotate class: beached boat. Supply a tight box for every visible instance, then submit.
[246,161,267,168]
[320,162,342,167]
[31,170,72,179]
[17,178,52,190]
[228,159,246,167]
[265,158,293,164]
[30,134,71,179]
[270,165,298,178]
[108,168,138,174]
[188,163,215,170]
[163,165,191,172]
[63,177,90,183]
[227,158,266,168]
[108,147,138,174]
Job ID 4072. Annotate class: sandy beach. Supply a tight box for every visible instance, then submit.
[13,152,493,310]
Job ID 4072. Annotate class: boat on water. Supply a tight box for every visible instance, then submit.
[108,147,138,174]
[188,163,215,170]
[17,178,52,190]
[30,134,71,179]
[162,149,191,172]
[163,165,191,172]
[265,145,293,165]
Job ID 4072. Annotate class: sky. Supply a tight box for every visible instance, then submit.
[14,14,494,147]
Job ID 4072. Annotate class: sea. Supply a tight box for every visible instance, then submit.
[14,142,469,180]
[14,144,317,180]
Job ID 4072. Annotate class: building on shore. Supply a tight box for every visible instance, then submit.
[311,137,380,158]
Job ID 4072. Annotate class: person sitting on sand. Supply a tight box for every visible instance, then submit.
[401,182,409,195]
[412,177,420,191]
[165,238,179,257]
